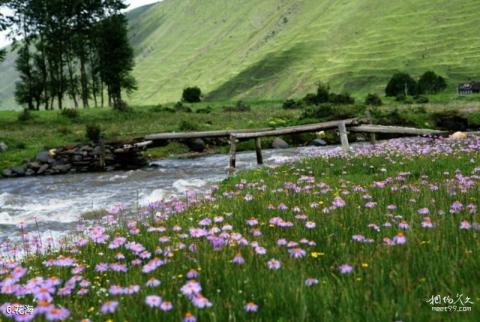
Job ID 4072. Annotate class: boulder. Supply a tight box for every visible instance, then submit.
[309,139,327,147]
[449,132,467,140]
[37,164,50,175]
[52,164,72,173]
[12,167,26,176]
[36,151,50,163]
[0,142,7,152]
[272,138,289,149]
[188,139,206,152]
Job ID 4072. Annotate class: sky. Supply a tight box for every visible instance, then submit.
[0,0,161,48]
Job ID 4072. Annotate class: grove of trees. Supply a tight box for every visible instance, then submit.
[5,0,137,110]
[385,71,447,97]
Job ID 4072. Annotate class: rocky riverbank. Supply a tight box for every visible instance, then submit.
[1,142,148,178]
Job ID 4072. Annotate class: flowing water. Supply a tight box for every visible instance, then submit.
[0,146,347,241]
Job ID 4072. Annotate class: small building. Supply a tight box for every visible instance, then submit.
[458,81,480,95]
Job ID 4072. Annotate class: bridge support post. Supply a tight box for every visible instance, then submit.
[369,133,377,145]
[229,135,237,172]
[255,138,263,165]
[338,122,350,152]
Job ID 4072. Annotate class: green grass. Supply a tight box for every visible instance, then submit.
[1,137,479,321]
[2,0,480,109]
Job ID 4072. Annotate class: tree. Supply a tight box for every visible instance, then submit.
[418,71,447,94]
[182,87,202,103]
[385,73,418,97]
[7,0,132,110]
[96,14,137,110]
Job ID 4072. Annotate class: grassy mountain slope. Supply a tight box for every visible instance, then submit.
[1,0,480,109]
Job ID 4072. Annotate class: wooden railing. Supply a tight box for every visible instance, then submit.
[141,119,450,171]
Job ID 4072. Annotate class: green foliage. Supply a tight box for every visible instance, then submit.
[85,124,102,143]
[385,73,418,97]
[418,71,447,94]
[301,83,354,106]
[364,93,383,106]
[182,87,202,103]
[301,103,333,119]
[97,14,137,109]
[329,92,355,105]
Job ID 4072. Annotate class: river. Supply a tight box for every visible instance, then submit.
[0,145,346,241]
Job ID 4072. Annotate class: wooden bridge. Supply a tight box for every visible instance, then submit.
[138,119,448,171]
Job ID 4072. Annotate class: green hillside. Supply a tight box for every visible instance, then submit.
[1,0,480,109]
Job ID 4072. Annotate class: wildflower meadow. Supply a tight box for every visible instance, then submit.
[1,136,479,321]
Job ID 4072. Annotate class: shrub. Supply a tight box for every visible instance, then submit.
[17,109,32,122]
[174,102,193,113]
[61,108,79,119]
[86,124,102,143]
[182,87,202,103]
[302,93,319,106]
[331,104,366,120]
[329,93,355,105]
[316,82,330,104]
[178,120,200,132]
[418,71,447,94]
[370,108,415,127]
[301,103,333,119]
[385,73,418,97]
[282,99,301,109]
[364,93,383,106]
[431,110,468,131]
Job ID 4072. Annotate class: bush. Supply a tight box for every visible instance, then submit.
[17,109,32,122]
[385,73,418,97]
[302,93,319,106]
[174,102,193,113]
[282,99,302,109]
[331,104,366,120]
[418,71,447,94]
[364,93,383,106]
[178,120,200,132]
[414,96,429,104]
[150,105,176,113]
[370,108,415,127]
[431,110,468,131]
[182,87,202,103]
[316,82,330,104]
[301,103,333,119]
[61,108,79,119]
[329,93,355,105]
[86,124,102,143]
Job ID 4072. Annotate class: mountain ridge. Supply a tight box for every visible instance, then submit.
[1,0,480,109]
